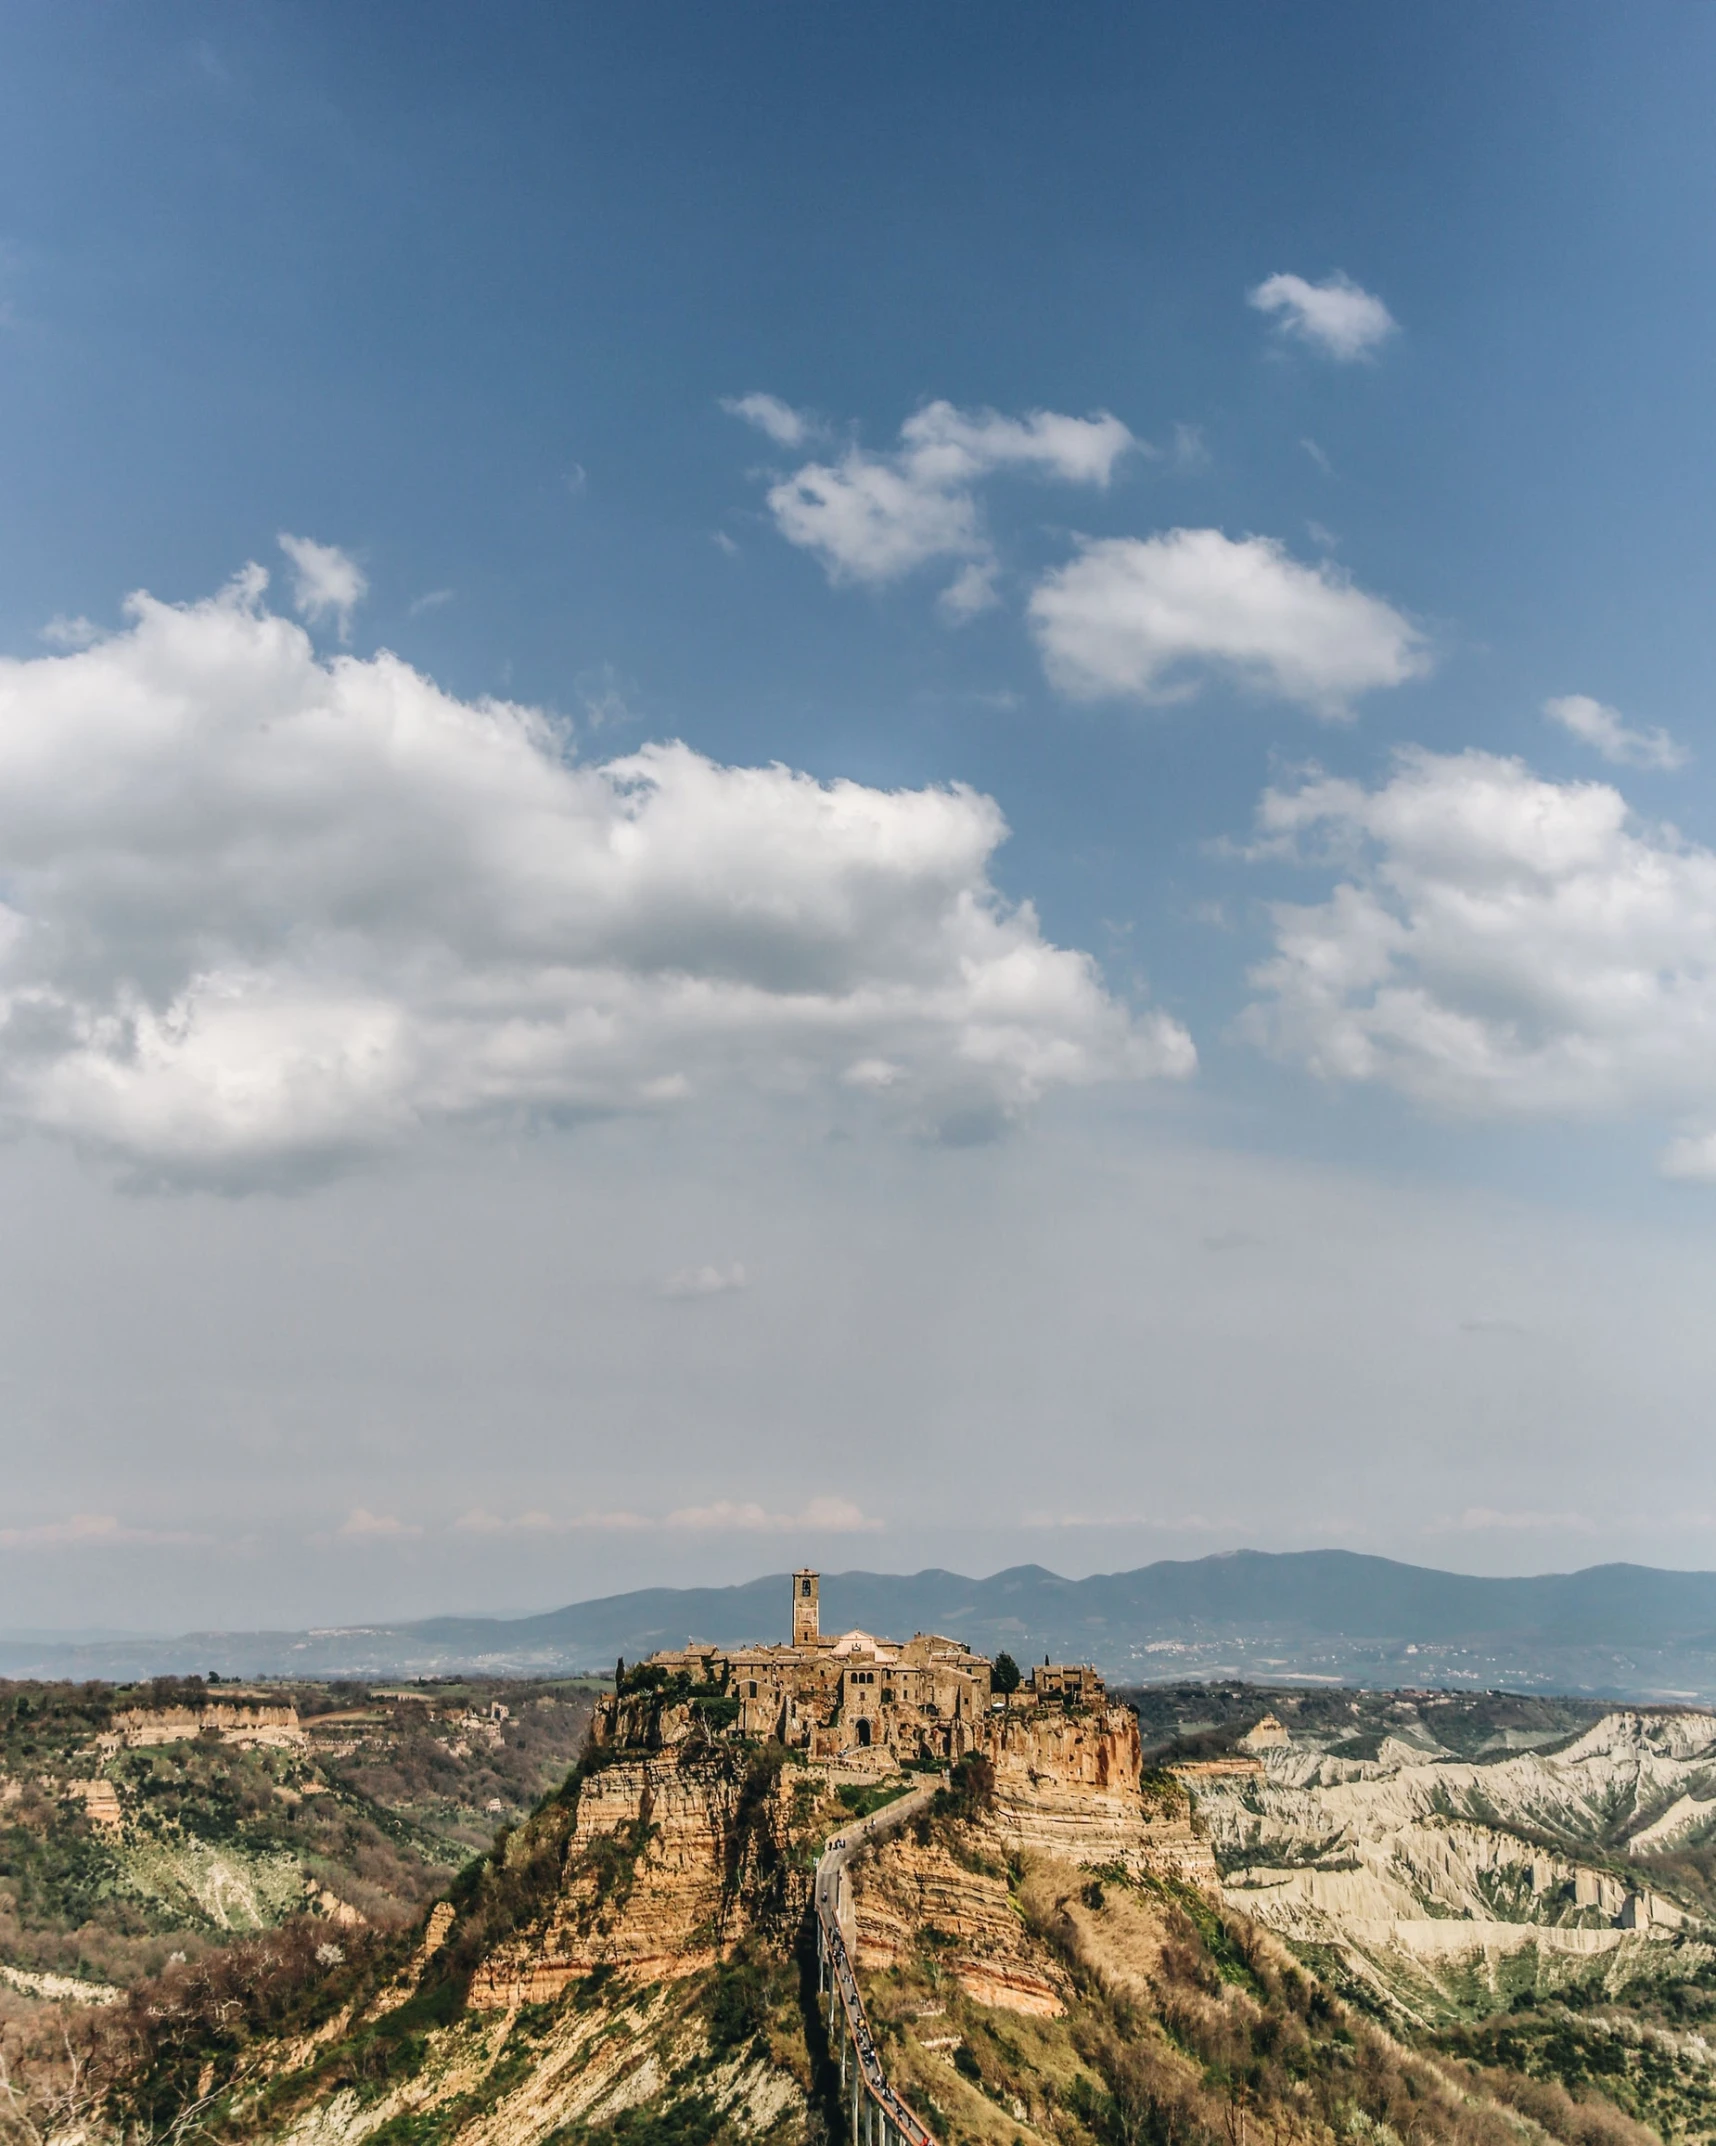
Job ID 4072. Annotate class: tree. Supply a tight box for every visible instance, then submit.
[937,1753,996,1821]
[992,1651,1022,1697]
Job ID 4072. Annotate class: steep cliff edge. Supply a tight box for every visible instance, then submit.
[845,1714,1218,2021]
[470,1742,827,2004]
[114,1738,841,2146]
[988,1704,1217,1888]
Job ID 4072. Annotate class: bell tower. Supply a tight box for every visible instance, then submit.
[791,1568,820,1648]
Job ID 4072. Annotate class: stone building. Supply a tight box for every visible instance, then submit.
[791,1567,819,1647]
[602,1568,1101,1769]
[1019,1662,1106,1708]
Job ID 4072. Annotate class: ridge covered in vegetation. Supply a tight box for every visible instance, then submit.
[0,1676,598,1992]
[5,1681,1716,2146]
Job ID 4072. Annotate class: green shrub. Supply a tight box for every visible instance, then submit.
[690,1695,741,1729]
[706,1951,771,2054]
[933,1754,995,1823]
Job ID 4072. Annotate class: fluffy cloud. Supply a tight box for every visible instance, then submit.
[448,1496,877,1534]
[1029,529,1426,717]
[1659,1130,1716,1180]
[40,614,101,651]
[0,1513,202,1550]
[452,1508,647,1535]
[337,1508,422,1540]
[278,533,367,640]
[1436,1507,1596,1534]
[722,391,815,448]
[452,1510,551,1535]
[0,569,1190,1188]
[664,1496,879,1533]
[748,398,1137,609]
[1248,272,1398,360]
[1544,693,1686,771]
[937,560,1001,623]
[1241,748,1716,1169]
[661,1262,747,1298]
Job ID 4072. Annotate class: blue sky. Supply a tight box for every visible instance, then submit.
[2,6,1716,1627]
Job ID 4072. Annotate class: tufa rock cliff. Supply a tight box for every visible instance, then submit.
[468,1742,826,2006]
[988,1703,1217,1889]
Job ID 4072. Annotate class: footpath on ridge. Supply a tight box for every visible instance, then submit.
[815,1780,943,2146]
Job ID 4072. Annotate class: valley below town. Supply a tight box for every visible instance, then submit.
[3,1600,1716,2146]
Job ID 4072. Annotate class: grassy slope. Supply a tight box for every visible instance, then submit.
[0,1676,600,1989]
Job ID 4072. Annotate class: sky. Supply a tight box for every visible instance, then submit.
[3,4,1716,1631]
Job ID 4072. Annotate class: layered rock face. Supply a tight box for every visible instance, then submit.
[987,1704,1217,1889]
[470,1698,1201,2018]
[850,1820,1067,2016]
[1186,1707,1714,1998]
[471,1749,825,2008]
[850,1709,1216,2019]
[97,1703,304,1753]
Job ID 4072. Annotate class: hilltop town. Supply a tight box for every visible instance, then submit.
[603,1566,1105,1768]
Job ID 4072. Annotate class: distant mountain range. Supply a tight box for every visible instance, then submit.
[7,1551,1716,1699]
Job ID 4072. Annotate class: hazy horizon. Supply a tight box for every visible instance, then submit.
[7,1538,1716,1647]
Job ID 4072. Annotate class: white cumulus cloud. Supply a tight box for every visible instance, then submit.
[337,1508,422,1540]
[936,560,1002,622]
[661,1262,747,1298]
[1544,693,1686,771]
[0,1513,202,1550]
[40,615,101,651]
[1436,1507,1597,1534]
[278,533,367,640]
[0,568,1190,1188]
[450,1496,877,1534]
[1240,747,1716,1173]
[451,1509,574,1536]
[722,391,816,448]
[1248,272,1398,361]
[748,398,1138,609]
[664,1496,879,1534]
[1028,529,1426,718]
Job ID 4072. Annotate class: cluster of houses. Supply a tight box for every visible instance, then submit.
[600,1568,1104,1768]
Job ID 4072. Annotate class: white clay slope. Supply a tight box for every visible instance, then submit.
[1189,1711,1716,1981]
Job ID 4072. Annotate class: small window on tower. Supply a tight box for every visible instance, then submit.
[749,1681,758,1698]
[802,1579,812,1596]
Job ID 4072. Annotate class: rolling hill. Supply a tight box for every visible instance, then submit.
[7,1551,1716,1697]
